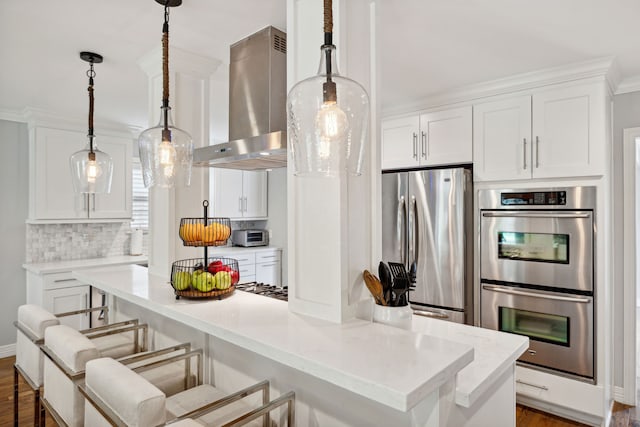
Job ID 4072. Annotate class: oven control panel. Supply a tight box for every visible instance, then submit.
[501,191,567,206]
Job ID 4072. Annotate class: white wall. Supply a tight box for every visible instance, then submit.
[266,168,288,286]
[0,119,28,352]
[612,91,640,388]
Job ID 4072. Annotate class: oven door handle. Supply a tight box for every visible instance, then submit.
[413,309,449,319]
[481,212,591,219]
[482,284,591,303]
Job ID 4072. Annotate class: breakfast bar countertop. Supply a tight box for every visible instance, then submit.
[73,264,475,412]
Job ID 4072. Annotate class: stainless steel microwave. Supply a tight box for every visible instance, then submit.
[232,229,269,247]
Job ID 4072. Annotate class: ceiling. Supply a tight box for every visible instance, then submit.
[2,0,640,140]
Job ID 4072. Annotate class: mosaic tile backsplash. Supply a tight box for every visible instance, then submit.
[26,223,147,263]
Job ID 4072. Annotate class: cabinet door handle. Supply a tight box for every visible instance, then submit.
[523,138,527,170]
[238,197,243,213]
[243,197,247,212]
[92,194,96,211]
[85,294,89,317]
[535,136,540,168]
[516,379,548,391]
[412,133,418,159]
[421,131,427,159]
[53,278,77,283]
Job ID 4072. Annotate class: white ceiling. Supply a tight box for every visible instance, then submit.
[2,0,640,138]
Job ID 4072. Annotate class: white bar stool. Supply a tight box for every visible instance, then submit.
[13,304,149,426]
[81,357,296,426]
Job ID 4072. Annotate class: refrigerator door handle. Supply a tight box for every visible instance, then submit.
[412,196,419,265]
[398,196,407,265]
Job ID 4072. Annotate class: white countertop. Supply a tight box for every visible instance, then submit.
[411,315,528,407]
[23,255,149,274]
[73,264,474,412]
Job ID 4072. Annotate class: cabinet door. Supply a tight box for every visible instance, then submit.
[420,106,472,166]
[381,116,420,170]
[256,261,281,286]
[531,84,606,178]
[43,286,90,330]
[211,168,244,218]
[91,135,132,219]
[243,171,268,218]
[32,128,87,219]
[473,96,532,181]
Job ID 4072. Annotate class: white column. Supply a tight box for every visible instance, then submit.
[138,47,221,279]
[287,0,381,322]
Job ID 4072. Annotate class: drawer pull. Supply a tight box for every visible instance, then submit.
[260,255,277,259]
[259,263,277,267]
[516,379,548,391]
[53,278,77,283]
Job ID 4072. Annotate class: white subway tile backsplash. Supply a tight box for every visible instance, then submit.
[26,223,147,263]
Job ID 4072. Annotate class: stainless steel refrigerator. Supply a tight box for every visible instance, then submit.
[381,167,473,324]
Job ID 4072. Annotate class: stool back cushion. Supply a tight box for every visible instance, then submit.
[15,304,59,387]
[43,325,100,427]
[85,357,166,427]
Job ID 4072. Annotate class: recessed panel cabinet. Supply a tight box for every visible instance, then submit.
[381,106,472,170]
[29,126,132,220]
[473,82,608,181]
[211,169,267,219]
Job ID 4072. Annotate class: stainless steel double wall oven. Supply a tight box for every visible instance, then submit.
[479,187,596,382]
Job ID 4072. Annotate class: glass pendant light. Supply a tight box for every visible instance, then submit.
[70,52,113,194]
[138,0,193,188]
[287,0,370,177]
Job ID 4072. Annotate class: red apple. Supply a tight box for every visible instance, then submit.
[207,260,223,274]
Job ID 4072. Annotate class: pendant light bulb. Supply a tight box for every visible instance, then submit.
[315,101,348,158]
[86,158,101,183]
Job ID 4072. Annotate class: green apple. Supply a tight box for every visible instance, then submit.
[213,271,232,290]
[173,271,191,290]
[196,271,216,292]
[191,269,204,289]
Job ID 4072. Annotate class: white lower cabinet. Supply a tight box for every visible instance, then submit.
[211,249,282,286]
[27,271,90,329]
[256,250,281,287]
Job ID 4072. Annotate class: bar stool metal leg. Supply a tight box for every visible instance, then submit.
[34,388,40,426]
[13,365,18,427]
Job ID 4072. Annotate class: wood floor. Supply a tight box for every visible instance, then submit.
[0,355,637,426]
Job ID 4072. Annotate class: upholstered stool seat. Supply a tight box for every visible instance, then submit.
[82,357,296,426]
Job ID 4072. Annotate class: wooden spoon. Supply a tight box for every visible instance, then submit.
[363,270,387,306]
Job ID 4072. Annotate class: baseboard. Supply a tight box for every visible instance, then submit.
[517,395,603,427]
[0,343,16,358]
[612,385,636,406]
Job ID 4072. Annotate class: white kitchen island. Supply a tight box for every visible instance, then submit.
[73,265,527,426]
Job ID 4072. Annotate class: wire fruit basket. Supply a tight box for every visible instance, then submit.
[171,257,239,299]
[171,200,237,299]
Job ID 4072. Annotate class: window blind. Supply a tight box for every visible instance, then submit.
[131,160,149,229]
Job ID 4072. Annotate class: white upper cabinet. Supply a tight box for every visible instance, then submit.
[382,106,472,170]
[473,96,532,181]
[473,82,608,181]
[29,126,132,221]
[211,169,267,219]
[381,116,420,169]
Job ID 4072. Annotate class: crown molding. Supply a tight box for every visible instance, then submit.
[382,56,617,117]
[21,107,139,139]
[137,46,222,79]
[0,108,27,123]
[615,75,640,95]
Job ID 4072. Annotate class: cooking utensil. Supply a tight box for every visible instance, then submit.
[388,262,410,307]
[363,270,387,306]
[378,262,393,306]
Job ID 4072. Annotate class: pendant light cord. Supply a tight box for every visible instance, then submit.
[87,61,96,156]
[162,1,171,139]
[323,0,333,44]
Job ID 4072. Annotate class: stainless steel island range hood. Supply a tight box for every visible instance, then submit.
[194,26,287,170]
